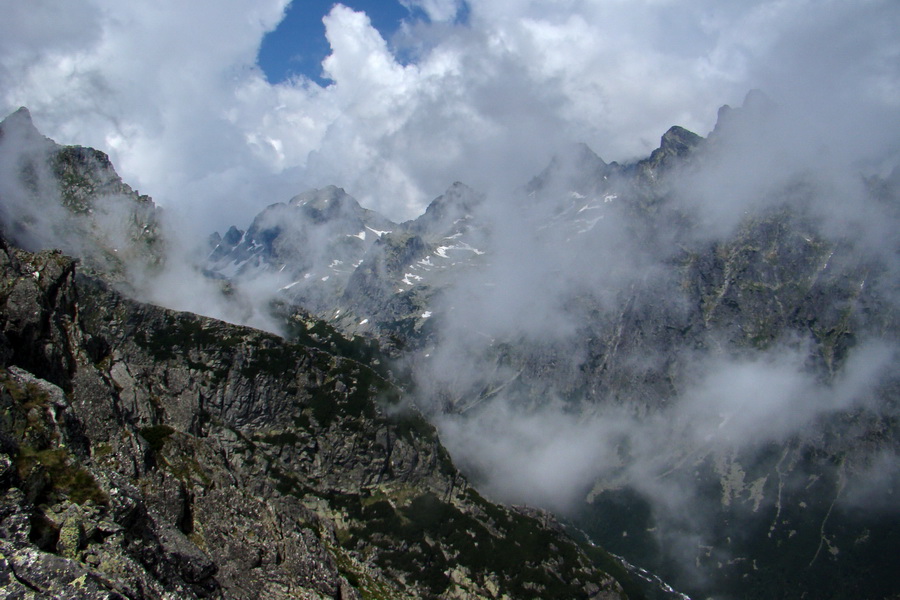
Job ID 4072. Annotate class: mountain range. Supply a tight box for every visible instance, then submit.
[1,93,898,599]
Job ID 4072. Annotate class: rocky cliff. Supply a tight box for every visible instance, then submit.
[0,233,635,599]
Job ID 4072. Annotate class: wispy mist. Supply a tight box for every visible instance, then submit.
[401,83,900,592]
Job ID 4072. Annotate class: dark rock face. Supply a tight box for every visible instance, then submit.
[0,233,631,599]
[641,126,704,174]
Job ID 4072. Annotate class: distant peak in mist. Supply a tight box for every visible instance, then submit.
[289,184,351,208]
[406,180,483,235]
[710,89,776,140]
[4,106,33,125]
[742,88,775,112]
[643,125,705,172]
[659,126,704,155]
[562,142,609,171]
[288,184,359,216]
[0,106,49,146]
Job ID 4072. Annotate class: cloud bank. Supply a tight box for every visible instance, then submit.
[435,340,897,511]
[2,1,897,239]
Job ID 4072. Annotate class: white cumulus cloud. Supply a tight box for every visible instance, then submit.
[1,0,897,237]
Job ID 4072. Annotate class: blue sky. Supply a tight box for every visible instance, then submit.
[258,1,417,84]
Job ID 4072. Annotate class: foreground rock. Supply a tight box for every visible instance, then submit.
[0,235,634,599]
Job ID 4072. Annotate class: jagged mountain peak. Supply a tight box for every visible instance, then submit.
[287,185,363,223]
[525,141,611,198]
[290,184,348,208]
[742,88,775,111]
[432,180,478,204]
[444,179,474,196]
[560,141,607,170]
[641,125,705,171]
[1,106,36,131]
[7,105,32,120]
[281,185,397,234]
[406,181,483,236]
[221,224,243,245]
[659,125,704,154]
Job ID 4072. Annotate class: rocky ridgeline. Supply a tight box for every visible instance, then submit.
[0,233,636,598]
[207,180,489,353]
[3,97,899,599]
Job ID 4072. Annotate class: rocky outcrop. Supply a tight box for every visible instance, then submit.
[636,126,704,178]
[0,107,164,287]
[0,234,633,599]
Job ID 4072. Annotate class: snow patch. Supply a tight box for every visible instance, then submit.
[436,243,485,257]
[366,226,391,237]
